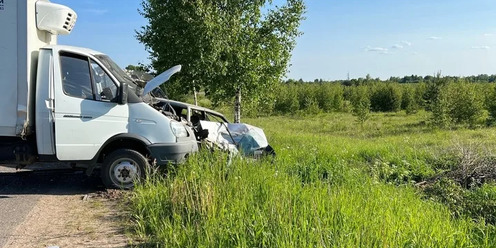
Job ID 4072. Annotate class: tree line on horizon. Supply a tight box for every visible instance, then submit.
[235,74,496,129]
[287,73,496,85]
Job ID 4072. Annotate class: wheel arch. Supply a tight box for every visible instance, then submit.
[95,134,151,163]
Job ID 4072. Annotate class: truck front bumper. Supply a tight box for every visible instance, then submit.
[148,140,198,165]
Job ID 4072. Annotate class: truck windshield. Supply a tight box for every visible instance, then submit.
[94,55,141,95]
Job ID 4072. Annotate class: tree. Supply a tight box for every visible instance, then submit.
[137,0,305,122]
[369,83,402,112]
[351,86,371,125]
[401,86,418,114]
[137,0,220,100]
[125,63,150,73]
[486,85,496,125]
[447,82,483,126]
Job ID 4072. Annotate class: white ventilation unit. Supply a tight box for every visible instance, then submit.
[36,0,77,35]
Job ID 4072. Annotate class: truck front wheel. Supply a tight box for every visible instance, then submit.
[101,149,148,189]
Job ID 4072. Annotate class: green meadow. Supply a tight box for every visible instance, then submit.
[130,111,496,247]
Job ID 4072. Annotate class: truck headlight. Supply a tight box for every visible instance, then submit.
[170,122,189,138]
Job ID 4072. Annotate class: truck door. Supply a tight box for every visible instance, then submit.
[53,52,129,161]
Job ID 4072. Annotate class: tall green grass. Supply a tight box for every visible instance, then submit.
[131,112,496,247]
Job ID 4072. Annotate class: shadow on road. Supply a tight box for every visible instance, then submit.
[0,168,105,196]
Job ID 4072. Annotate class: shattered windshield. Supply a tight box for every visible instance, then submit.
[94,55,142,95]
[151,87,167,98]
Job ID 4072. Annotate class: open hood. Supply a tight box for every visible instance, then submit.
[141,65,181,96]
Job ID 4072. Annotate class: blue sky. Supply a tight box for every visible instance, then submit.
[57,0,496,81]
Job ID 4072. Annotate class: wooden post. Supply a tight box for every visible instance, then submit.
[193,86,198,106]
[234,87,241,123]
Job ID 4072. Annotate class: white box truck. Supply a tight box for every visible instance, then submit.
[0,0,198,189]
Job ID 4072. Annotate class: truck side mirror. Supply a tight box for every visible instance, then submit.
[118,82,128,105]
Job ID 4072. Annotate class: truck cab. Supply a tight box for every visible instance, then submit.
[0,0,198,189]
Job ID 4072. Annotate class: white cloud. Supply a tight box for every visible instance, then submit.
[471,46,490,50]
[428,36,442,40]
[483,33,495,37]
[366,46,388,52]
[390,41,412,49]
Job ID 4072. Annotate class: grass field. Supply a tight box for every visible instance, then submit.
[130,111,496,247]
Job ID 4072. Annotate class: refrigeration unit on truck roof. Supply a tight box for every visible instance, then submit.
[0,0,76,137]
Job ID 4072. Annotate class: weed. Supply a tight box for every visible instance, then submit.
[130,112,496,247]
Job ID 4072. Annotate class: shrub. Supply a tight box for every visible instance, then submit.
[423,178,466,217]
[401,86,419,114]
[242,95,276,118]
[330,85,345,111]
[464,184,496,224]
[414,82,428,109]
[423,79,445,111]
[301,97,321,115]
[430,83,452,128]
[316,84,344,112]
[297,84,319,111]
[350,86,371,124]
[316,84,334,112]
[424,179,496,224]
[430,82,483,127]
[485,85,496,125]
[370,83,402,112]
[274,84,299,114]
[447,82,483,126]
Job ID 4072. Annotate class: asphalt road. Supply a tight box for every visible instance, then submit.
[0,164,103,247]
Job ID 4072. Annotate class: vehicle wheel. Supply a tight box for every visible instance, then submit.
[101,149,148,189]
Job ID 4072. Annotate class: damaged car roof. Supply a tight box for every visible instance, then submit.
[159,99,228,121]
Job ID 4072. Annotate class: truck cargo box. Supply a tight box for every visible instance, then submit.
[0,0,55,137]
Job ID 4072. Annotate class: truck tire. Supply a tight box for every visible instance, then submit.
[101,149,148,189]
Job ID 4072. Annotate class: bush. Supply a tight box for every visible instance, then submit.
[267,80,485,121]
[414,82,428,109]
[431,82,483,127]
[423,178,467,217]
[448,82,483,125]
[297,84,319,112]
[369,83,402,112]
[274,84,299,114]
[242,95,276,118]
[486,85,496,125]
[330,85,345,111]
[316,84,344,112]
[465,184,496,224]
[401,86,419,114]
[431,83,452,128]
[423,79,446,111]
[350,86,371,124]
[424,179,496,224]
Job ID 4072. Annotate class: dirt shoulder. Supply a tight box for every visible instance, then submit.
[4,190,132,248]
